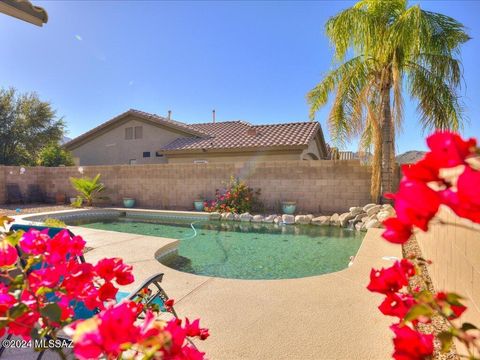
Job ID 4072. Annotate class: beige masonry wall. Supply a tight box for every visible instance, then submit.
[416,208,480,326]
[0,166,5,204]
[0,160,373,214]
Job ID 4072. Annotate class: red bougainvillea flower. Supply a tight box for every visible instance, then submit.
[98,281,118,302]
[435,292,467,319]
[184,318,210,340]
[379,293,416,319]
[440,187,480,225]
[94,258,134,285]
[392,179,441,231]
[367,260,415,295]
[401,158,440,183]
[382,218,413,244]
[425,131,476,169]
[390,324,434,360]
[19,229,49,255]
[0,239,18,267]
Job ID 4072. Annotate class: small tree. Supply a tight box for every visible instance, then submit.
[37,143,74,167]
[70,174,106,207]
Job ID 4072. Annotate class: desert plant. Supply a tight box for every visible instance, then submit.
[43,218,67,228]
[70,173,106,207]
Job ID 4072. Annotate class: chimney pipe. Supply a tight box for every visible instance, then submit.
[167,110,172,120]
[212,109,216,123]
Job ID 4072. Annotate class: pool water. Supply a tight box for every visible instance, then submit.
[74,217,364,280]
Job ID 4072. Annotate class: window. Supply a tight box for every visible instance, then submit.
[193,160,208,164]
[125,127,133,140]
[134,126,143,139]
[155,151,164,157]
[129,159,137,165]
[143,151,151,158]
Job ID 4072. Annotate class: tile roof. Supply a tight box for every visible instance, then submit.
[160,120,320,152]
[64,109,209,149]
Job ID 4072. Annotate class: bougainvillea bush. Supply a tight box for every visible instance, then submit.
[0,221,208,359]
[368,131,480,359]
[204,176,261,214]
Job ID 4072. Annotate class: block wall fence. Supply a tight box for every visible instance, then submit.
[0,160,375,214]
[416,208,480,326]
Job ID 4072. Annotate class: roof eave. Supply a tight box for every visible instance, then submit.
[0,0,48,26]
[159,144,308,155]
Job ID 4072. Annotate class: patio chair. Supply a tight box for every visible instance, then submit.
[26,184,45,203]
[0,224,177,359]
[6,184,24,204]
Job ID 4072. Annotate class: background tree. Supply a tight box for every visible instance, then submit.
[0,87,65,165]
[307,0,469,202]
[37,142,75,167]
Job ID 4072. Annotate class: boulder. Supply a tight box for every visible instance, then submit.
[339,212,355,227]
[224,212,235,221]
[295,215,312,225]
[381,204,395,212]
[363,203,377,212]
[377,210,393,223]
[349,207,364,216]
[282,214,295,225]
[209,212,221,220]
[252,215,264,223]
[355,222,363,231]
[330,213,340,226]
[233,213,241,221]
[220,212,230,220]
[274,216,283,224]
[240,213,253,222]
[365,219,382,229]
[312,216,330,226]
[263,215,276,223]
[366,205,382,217]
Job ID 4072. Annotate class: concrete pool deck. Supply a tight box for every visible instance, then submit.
[14,210,402,359]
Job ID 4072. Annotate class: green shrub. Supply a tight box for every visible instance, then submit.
[70,174,106,207]
[43,218,67,228]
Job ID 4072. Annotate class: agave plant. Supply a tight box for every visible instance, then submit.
[70,173,106,207]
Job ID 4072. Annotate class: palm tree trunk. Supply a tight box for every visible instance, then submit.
[380,86,394,202]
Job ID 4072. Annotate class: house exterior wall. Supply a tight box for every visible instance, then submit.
[69,115,194,165]
[301,137,322,160]
[0,160,373,214]
[165,150,303,163]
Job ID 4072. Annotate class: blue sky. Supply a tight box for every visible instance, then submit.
[1,0,479,153]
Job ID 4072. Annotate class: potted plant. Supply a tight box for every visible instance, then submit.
[123,197,136,208]
[70,173,107,207]
[193,195,205,211]
[281,201,297,215]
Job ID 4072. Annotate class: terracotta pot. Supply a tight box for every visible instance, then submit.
[55,192,66,205]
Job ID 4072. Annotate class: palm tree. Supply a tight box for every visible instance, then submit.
[307,0,469,202]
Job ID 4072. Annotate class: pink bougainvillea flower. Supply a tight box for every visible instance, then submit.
[184,318,210,340]
[382,218,413,244]
[425,131,476,169]
[8,310,40,340]
[45,230,73,263]
[19,229,49,255]
[440,187,480,225]
[367,260,414,295]
[379,293,416,319]
[401,158,440,183]
[435,292,467,319]
[0,239,18,267]
[390,324,434,360]
[393,179,441,231]
[94,258,134,285]
[98,281,118,302]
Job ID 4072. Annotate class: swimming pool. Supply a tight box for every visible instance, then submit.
[69,214,364,280]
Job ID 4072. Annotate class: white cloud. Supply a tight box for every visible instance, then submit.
[75,34,83,41]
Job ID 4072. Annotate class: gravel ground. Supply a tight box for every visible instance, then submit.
[0,204,74,217]
[403,235,459,360]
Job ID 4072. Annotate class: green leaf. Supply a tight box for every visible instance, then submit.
[10,303,28,319]
[11,274,24,286]
[437,331,453,353]
[5,231,23,247]
[40,303,62,323]
[404,304,434,322]
[35,287,53,296]
[461,322,478,332]
[446,292,464,306]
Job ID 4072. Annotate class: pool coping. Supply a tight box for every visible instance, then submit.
[12,208,402,359]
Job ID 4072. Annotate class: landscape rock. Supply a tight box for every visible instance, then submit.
[273,216,283,224]
[339,212,355,227]
[365,219,382,229]
[233,213,241,221]
[329,213,340,226]
[363,203,377,212]
[295,215,312,225]
[263,215,276,223]
[381,204,395,212]
[209,212,221,220]
[282,214,295,225]
[252,215,264,223]
[366,205,382,217]
[349,207,364,216]
[376,210,393,223]
[312,216,330,226]
[224,212,235,221]
[240,213,253,222]
[355,222,363,231]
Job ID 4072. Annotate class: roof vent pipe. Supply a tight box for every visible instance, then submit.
[212,109,216,123]
[167,110,172,120]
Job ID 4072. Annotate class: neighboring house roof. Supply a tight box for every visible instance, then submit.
[160,121,323,153]
[0,0,48,26]
[64,109,209,150]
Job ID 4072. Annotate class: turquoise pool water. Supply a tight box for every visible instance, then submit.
[74,217,364,280]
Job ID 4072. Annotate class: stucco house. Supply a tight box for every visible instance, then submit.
[64,109,328,165]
